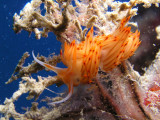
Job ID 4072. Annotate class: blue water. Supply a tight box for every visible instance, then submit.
[0,0,63,114]
[0,0,129,116]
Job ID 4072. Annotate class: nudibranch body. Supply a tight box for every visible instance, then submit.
[32,16,141,104]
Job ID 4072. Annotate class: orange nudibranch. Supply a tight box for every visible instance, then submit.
[32,16,141,105]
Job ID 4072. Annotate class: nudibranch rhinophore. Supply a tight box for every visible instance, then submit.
[32,16,141,105]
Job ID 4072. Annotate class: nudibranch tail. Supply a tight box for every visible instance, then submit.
[32,51,63,74]
[48,80,73,105]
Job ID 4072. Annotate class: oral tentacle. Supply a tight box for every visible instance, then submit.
[48,80,73,105]
[32,51,63,74]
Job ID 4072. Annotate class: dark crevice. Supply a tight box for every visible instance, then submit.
[130,4,160,75]
[129,79,151,120]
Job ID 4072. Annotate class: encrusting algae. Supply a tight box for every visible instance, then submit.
[1,0,160,120]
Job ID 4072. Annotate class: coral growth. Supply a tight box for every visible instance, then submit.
[1,0,160,120]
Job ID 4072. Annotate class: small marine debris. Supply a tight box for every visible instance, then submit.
[156,25,160,40]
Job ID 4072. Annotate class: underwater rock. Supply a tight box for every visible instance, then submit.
[42,84,116,120]
[134,50,160,120]
[97,68,148,120]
